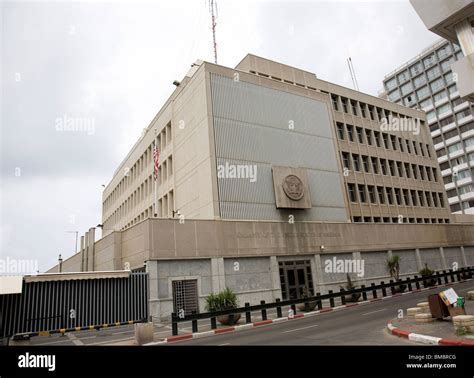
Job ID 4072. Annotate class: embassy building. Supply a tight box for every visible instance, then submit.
[49,54,474,320]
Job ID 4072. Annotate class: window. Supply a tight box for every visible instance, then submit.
[374,131,381,147]
[399,137,404,152]
[377,186,385,204]
[386,187,394,205]
[390,135,397,150]
[389,160,396,176]
[397,70,409,84]
[459,184,474,195]
[382,133,389,149]
[400,82,413,96]
[388,89,401,102]
[360,103,367,118]
[419,166,425,180]
[356,127,364,143]
[423,54,436,69]
[411,190,418,206]
[439,193,444,207]
[352,154,361,171]
[416,86,430,100]
[371,157,379,174]
[456,169,472,181]
[420,98,432,109]
[341,97,349,113]
[426,66,440,81]
[351,100,358,116]
[380,159,387,175]
[448,85,457,95]
[368,106,375,121]
[457,109,471,122]
[406,139,411,153]
[437,44,452,60]
[331,95,339,111]
[412,164,418,179]
[358,185,367,203]
[368,185,376,203]
[448,142,462,154]
[172,279,199,316]
[418,191,425,206]
[394,188,402,205]
[425,191,432,207]
[404,163,411,178]
[437,103,451,117]
[396,161,403,177]
[413,141,418,155]
[365,129,373,145]
[348,183,357,202]
[361,155,369,173]
[385,78,397,91]
[444,72,454,85]
[433,90,447,102]
[347,124,354,142]
[336,123,345,139]
[342,152,350,169]
[410,62,423,76]
[413,74,426,88]
[431,77,444,92]
[441,57,455,73]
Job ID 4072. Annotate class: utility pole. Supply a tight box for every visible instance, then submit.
[209,0,218,64]
[65,230,79,254]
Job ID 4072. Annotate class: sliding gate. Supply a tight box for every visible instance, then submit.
[0,271,149,339]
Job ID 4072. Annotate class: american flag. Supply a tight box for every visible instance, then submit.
[153,142,160,181]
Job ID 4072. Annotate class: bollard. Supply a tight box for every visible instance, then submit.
[316,292,322,310]
[245,303,251,324]
[406,277,412,291]
[436,272,442,285]
[261,300,267,321]
[443,270,448,284]
[191,311,198,333]
[381,282,387,297]
[276,298,282,318]
[361,285,367,301]
[371,283,377,299]
[414,275,420,290]
[211,317,217,330]
[291,303,296,316]
[171,313,178,336]
[450,270,456,283]
[328,290,335,307]
[340,288,346,305]
[389,280,395,295]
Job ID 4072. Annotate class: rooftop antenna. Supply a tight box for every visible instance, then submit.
[347,56,359,91]
[208,0,218,64]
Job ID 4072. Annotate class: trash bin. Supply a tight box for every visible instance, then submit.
[428,294,449,319]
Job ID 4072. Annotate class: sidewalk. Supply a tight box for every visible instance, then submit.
[389,293,474,345]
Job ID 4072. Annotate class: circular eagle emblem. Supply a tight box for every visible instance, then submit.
[282,174,304,201]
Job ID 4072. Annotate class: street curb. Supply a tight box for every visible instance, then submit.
[386,321,474,346]
[144,280,468,346]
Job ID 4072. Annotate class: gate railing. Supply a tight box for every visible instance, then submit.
[171,266,474,336]
[1,272,149,340]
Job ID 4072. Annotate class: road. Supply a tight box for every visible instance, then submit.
[169,281,474,345]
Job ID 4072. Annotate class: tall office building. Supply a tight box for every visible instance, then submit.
[382,39,474,214]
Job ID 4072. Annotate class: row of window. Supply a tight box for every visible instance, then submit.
[347,183,446,208]
[104,121,172,213]
[447,183,474,198]
[443,168,473,185]
[433,122,474,145]
[385,42,461,91]
[437,137,474,158]
[451,199,474,213]
[341,152,439,182]
[439,151,474,172]
[352,216,450,224]
[336,122,432,158]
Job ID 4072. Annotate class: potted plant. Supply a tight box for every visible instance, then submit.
[419,263,436,287]
[340,274,361,303]
[387,255,407,293]
[205,288,241,325]
[296,287,317,312]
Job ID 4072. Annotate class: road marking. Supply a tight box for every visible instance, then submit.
[67,333,84,346]
[33,338,74,346]
[281,324,319,333]
[87,336,133,346]
[76,336,96,341]
[361,308,387,316]
[112,330,134,335]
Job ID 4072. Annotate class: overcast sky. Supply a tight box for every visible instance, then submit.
[1,0,440,273]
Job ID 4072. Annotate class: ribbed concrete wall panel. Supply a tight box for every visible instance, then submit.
[210,73,347,222]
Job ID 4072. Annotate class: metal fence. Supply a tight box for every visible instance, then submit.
[171,266,474,335]
[0,272,149,339]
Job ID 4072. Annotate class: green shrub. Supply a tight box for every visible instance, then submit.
[205,288,238,312]
[419,263,434,277]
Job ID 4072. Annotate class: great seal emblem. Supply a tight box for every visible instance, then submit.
[282,174,304,201]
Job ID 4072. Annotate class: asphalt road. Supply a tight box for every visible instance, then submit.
[169,281,474,346]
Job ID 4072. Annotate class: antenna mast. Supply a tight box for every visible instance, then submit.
[347,57,359,91]
[209,0,218,64]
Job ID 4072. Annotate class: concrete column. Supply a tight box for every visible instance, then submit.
[80,235,85,272]
[460,246,469,267]
[211,257,225,293]
[269,256,281,300]
[88,228,95,271]
[146,260,160,322]
[311,253,325,293]
[439,247,448,270]
[415,248,423,271]
[84,231,89,272]
[455,19,474,56]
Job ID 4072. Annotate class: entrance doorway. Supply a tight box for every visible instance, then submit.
[278,260,314,300]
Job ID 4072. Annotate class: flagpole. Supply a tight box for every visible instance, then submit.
[154,129,158,217]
